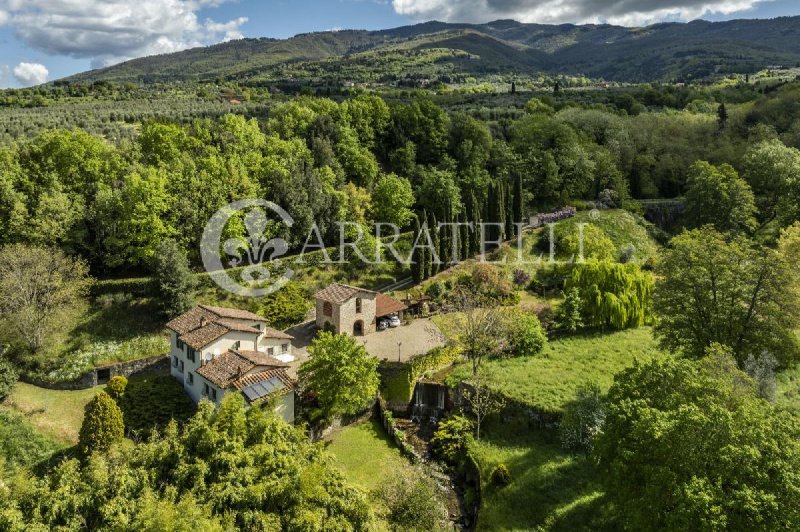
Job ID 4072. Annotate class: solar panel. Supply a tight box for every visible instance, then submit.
[242,376,284,403]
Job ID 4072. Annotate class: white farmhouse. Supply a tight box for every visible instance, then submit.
[166,305,295,423]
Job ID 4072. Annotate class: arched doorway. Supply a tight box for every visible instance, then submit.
[353,320,364,336]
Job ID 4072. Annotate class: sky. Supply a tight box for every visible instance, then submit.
[1,0,799,88]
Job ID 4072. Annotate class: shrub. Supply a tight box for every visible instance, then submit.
[559,383,606,453]
[260,282,311,330]
[375,473,447,531]
[555,288,584,334]
[503,310,547,357]
[78,391,125,456]
[425,281,446,301]
[0,357,19,401]
[105,375,128,400]
[512,269,530,287]
[490,463,511,486]
[431,415,473,465]
[0,410,62,474]
[619,243,637,263]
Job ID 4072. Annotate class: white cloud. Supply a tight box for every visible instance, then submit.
[391,0,770,26]
[0,0,248,68]
[0,9,9,25]
[13,61,48,86]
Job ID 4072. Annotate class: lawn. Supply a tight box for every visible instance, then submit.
[448,327,663,414]
[1,382,102,444]
[471,418,606,531]
[325,419,419,493]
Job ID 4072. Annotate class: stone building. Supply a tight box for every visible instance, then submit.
[315,283,406,336]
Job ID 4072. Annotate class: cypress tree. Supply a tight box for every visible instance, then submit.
[428,211,441,276]
[411,215,422,283]
[460,212,471,262]
[79,392,124,457]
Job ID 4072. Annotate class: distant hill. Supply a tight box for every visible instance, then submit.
[62,17,800,84]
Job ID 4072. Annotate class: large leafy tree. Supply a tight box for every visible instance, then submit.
[1,395,371,530]
[0,244,91,355]
[595,355,800,530]
[742,138,800,225]
[654,227,800,366]
[683,161,757,234]
[371,173,415,227]
[299,331,379,419]
[565,261,653,330]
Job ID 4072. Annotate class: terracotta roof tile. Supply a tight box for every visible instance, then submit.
[315,283,375,304]
[232,368,294,393]
[179,322,231,350]
[234,350,290,368]
[261,326,294,340]
[195,351,253,388]
[214,318,262,334]
[166,306,217,335]
[195,349,293,389]
[376,293,407,317]
[198,304,266,322]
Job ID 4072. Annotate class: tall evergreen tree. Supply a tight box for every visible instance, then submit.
[152,239,196,318]
[411,215,423,283]
[429,211,441,276]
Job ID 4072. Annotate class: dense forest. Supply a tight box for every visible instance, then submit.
[2,79,799,276]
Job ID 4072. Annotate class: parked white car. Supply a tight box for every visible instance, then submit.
[388,314,401,328]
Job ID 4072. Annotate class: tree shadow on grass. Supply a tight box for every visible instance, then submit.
[71,298,165,346]
[473,417,609,531]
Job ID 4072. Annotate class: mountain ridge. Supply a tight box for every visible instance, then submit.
[60,16,800,84]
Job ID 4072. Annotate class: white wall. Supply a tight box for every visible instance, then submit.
[258,336,292,357]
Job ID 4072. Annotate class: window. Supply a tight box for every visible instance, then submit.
[179,360,184,372]
[355,298,362,313]
[323,301,332,317]
[187,347,196,363]
[267,347,275,356]
[187,372,194,385]
[176,337,185,351]
[172,356,178,367]
[232,340,240,350]
[203,383,209,395]
[281,343,289,354]
[211,389,217,401]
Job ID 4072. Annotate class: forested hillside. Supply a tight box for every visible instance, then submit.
[61,17,800,85]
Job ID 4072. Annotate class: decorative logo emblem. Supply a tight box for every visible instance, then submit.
[200,199,294,297]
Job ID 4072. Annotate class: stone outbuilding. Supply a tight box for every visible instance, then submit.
[315,283,407,336]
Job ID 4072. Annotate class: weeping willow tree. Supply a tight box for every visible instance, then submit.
[565,261,654,330]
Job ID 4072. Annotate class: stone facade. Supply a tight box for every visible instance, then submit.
[316,290,378,336]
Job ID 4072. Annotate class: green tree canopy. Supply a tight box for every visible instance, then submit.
[595,355,800,530]
[299,331,379,419]
[371,173,415,227]
[683,161,757,234]
[564,261,653,330]
[654,226,800,366]
[2,395,371,530]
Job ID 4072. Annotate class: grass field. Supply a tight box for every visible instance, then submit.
[448,327,663,414]
[325,419,419,493]
[1,382,102,444]
[472,418,606,531]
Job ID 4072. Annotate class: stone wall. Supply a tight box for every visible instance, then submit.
[23,354,170,390]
